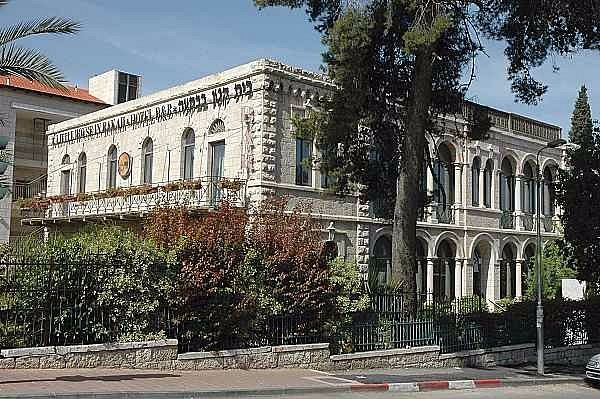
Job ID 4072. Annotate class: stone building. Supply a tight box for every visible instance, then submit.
[0,75,107,243]
[21,59,564,304]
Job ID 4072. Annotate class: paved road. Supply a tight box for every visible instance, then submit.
[237,383,599,398]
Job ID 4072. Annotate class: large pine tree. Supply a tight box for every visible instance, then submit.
[254,1,600,309]
[557,86,600,288]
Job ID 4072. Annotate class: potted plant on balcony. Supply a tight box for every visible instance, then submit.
[76,192,91,202]
[181,179,202,190]
[218,178,242,191]
[162,181,181,192]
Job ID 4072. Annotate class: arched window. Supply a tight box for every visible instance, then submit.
[371,236,392,286]
[542,167,555,216]
[142,137,153,184]
[500,157,515,212]
[483,159,493,208]
[107,145,117,189]
[433,143,455,205]
[208,119,225,135]
[522,162,536,214]
[471,157,481,206]
[500,244,517,299]
[473,248,482,296]
[60,154,71,195]
[182,128,195,180]
[77,152,86,194]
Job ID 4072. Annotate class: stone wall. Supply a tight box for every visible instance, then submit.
[1,340,597,371]
[0,340,178,369]
[438,343,599,368]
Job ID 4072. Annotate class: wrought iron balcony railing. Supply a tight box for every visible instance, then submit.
[543,216,555,233]
[18,176,246,221]
[520,213,534,231]
[12,175,47,201]
[436,204,454,224]
[500,211,515,230]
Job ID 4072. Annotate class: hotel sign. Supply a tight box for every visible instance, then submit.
[51,80,253,146]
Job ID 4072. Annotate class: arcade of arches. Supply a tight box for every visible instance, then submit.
[371,234,539,302]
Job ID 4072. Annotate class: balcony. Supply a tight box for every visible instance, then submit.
[543,216,556,233]
[18,177,246,223]
[520,213,534,231]
[12,176,47,201]
[500,211,515,229]
[436,204,454,224]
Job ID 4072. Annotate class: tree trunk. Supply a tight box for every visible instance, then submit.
[392,46,434,314]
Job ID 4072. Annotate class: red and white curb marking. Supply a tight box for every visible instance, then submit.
[350,379,502,392]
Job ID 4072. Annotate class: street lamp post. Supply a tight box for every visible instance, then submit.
[535,138,566,376]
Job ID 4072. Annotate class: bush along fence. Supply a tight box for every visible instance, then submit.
[1,254,599,356]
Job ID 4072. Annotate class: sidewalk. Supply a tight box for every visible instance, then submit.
[0,365,585,398]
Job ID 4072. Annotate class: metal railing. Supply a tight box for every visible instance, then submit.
[520,213,534,231]
[500,211,515,229]
[12,176,47,201]
[543,216,555,233]
[19,177,246,220]
[436,204,454,224]
[462,102,561,142]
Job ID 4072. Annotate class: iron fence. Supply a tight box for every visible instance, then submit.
[1,255,598,355]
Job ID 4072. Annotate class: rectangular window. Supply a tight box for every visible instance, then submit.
[295,138,312,186]
[143,153,153,184]
[117,72,139,104]
[483,169,491,208]
[210,141,225,204]
[472,168,480,206]
[108,160,117,189]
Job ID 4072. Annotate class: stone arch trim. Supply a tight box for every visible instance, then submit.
[468,232,497,259]
[434,135,461,163]
[541,157,560,175]
[521,237,537,258]
[416,229,433,258]
[500,151,519,173]
[433,231,463,258]
[500,235,520,258]
[370,226,392,255]
[519,153,537,175]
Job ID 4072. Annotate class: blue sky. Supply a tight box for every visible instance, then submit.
[1,0,598,136]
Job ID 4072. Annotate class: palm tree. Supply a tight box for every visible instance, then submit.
[0,0,80,89]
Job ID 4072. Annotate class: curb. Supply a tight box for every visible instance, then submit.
[348,376,582,393]
[0,376,583,398]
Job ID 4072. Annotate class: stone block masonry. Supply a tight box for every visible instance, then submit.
[0,339,597,371]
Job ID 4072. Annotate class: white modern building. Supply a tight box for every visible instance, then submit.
[0,75,107,243]
[20,59,564,304]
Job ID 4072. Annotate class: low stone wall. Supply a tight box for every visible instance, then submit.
[438,343,599,368]
[327,346,440,370]
[175,343,330,370]
[1,340,597,371]
[0,340,178,369]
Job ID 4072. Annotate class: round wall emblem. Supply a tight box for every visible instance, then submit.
[118,152,131,179]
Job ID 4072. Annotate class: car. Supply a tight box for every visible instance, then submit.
[586,354,600,385]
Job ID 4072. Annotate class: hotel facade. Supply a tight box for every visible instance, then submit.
[20,60,565,304]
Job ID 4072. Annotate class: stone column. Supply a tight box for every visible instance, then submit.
[463,259,473,297]
[515,259,523,299]
[515,175,522,230]
[454,163,462,205]
[479,161,485,207]
[454,163,462,224]
[417,260,423,294]
[427,258,435,303]
[454,259,463,299]
[493,261,501,301]
[506,261,512,298]
[445,260,451,299]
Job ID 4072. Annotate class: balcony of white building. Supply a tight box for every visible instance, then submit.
[17,176,246,225]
